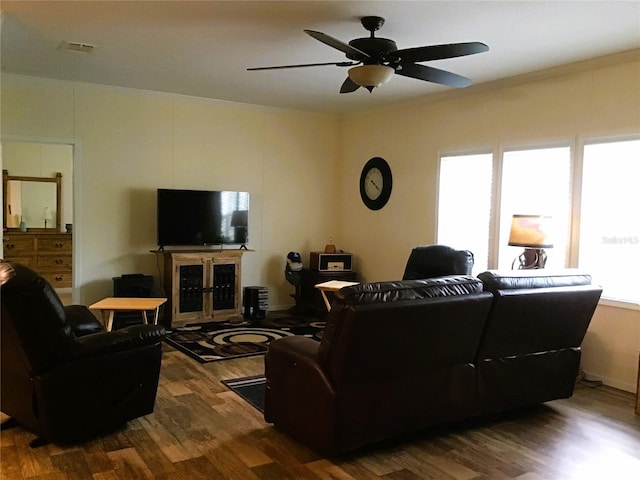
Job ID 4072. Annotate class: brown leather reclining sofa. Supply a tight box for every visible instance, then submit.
[264,270,602,454]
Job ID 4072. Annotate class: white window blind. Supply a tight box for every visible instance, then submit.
[437,153,493,273]
[580,139,640,303]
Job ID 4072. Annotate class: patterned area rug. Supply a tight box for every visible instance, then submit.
[164,313,324,363]
[221,375,266,412]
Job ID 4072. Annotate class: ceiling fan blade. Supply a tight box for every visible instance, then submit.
[248,61,358,71]
[388,42,489,63]
[304,30,370,61]
[396,63,472,88]
[340,77,360,94]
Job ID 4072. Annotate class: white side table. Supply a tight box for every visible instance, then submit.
[314,280,359,311]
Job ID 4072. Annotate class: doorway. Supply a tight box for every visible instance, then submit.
[1,140,75,303]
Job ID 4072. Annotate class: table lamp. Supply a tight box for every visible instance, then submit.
[230,210,248,247]
[43,207,53,228]
[508,214,553,269]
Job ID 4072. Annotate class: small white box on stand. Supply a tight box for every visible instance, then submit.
[309,252,353,271]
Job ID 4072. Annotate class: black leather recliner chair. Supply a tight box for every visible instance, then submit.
[402,244,474,280]
[0,261,166,447]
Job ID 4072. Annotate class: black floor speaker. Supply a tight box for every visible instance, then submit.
[112,274,155,330]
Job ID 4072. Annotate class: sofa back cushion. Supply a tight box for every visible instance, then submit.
[478,269,593,291]
[333,275,483,306]
[317,276,493,387]
[476,270,602,358]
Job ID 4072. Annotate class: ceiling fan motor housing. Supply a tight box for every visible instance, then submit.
[348,37,397,63]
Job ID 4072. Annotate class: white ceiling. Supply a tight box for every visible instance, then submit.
[1,1,639,114]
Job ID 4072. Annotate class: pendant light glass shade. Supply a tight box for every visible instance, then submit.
[348,65,394,90]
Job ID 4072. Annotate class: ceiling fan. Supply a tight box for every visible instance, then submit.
[248,16,489,93]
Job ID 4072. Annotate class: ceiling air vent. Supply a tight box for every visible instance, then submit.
[59,41,96,53]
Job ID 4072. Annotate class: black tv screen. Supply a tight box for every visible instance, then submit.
[157,188,249,247]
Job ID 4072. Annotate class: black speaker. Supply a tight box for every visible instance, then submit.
[114,274,154,297]
[112,274,154,329]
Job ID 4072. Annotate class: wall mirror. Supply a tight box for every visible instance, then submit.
[3,169,62,231]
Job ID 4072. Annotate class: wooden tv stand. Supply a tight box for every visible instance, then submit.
[155,249,251,327]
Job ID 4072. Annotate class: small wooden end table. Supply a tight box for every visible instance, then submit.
[314,280,359,311]
[89,297,167,332]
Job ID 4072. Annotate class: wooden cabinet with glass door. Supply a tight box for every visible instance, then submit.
[159,250,248,327]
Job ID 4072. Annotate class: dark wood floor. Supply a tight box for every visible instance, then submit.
[2,343,639,480]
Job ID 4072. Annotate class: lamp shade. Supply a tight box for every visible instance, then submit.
[508,214,553,248]
[348,65,394,89]
[230,210,248,227]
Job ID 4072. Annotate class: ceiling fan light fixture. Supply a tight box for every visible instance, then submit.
[348,65,394,91]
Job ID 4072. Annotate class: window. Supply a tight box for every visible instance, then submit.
[437,147,570,272]
[437,153,492,273]
[437,139,639,305]
[499,147,571,269]
[580,139,640,303]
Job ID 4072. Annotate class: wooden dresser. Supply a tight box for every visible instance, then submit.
[3,232,72,288]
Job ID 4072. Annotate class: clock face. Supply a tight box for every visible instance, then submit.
[364,167,383,200]
[359,157,392,210]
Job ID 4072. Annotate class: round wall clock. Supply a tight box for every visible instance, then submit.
[359,157,392,210]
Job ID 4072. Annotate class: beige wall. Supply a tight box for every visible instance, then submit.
[1,75,340,309]
[582,303,640,392]
[2,55,638,391]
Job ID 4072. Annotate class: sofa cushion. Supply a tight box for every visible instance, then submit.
[476,269,602,359]
[334,275,483,305]
[478,269,592,292]
[318,275,489,376]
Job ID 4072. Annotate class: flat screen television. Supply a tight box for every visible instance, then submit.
[157,188,249,247]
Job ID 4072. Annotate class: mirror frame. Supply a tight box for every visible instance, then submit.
[3,169,62,232]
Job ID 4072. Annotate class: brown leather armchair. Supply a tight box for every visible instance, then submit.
[0,261,166,446]
[402,244,474,280]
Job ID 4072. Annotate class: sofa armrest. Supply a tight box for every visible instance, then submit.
[64,305,105,336]
[265,336,332,396]
[267,335,322,367]
[264,336,339,453]
[71,324,166,359]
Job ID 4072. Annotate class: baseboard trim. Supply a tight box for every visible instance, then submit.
[581,370,636,393]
